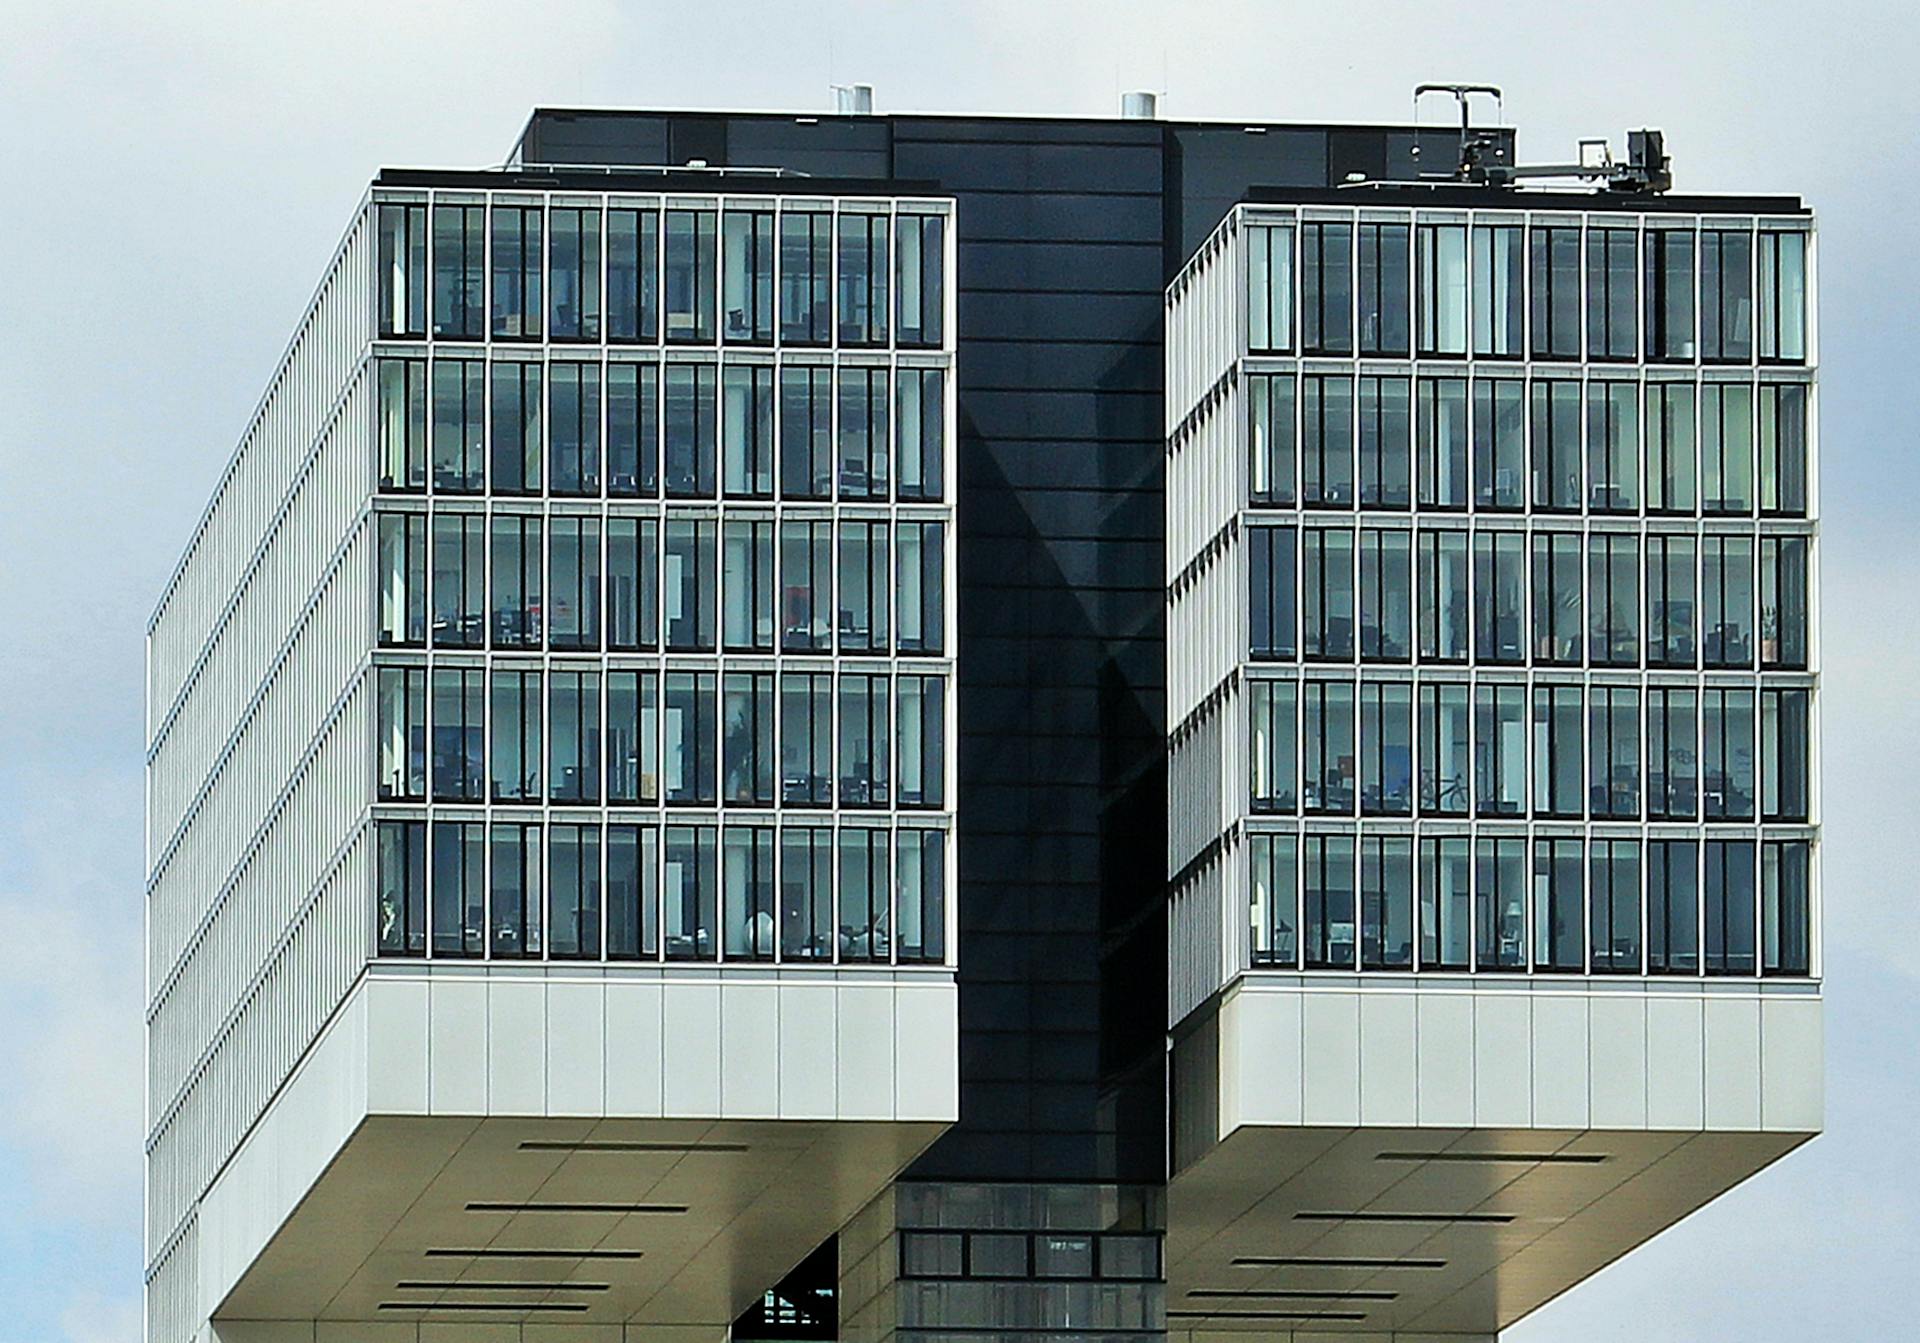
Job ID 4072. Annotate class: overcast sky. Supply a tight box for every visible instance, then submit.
[1,3,1915,1340]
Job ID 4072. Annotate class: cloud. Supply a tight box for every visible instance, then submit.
[59,1292,143,1343]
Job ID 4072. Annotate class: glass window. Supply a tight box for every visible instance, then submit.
[376,819,427,956]
[430,667,483,802]
[1589,533,1639,666]
[1416,529,1468,663]
[549,668,602,805]
[1248,372,1296,507]
[722,672,776,807]
[838,520,889,653]
[897,367,945,501]
[1247,222,1294,354]
[664,824,718,960]
[608,824,659,960]
[1302,528,1354,661]
[1415,223,1467,357]
[1302,833,1356,970]
[665,208,717,344]
[378,358,426,492]
[665,517,717,650]
[1598,842,1655,975]
[549,823,603,959]
[721,518,775,653]
[431,204,484,341]
[781,826,834,959]
[1757,230,1807,363]
[1418,683,1469,816]
[1703,536,1755,667]
[1358,375,1411,508]
[1416,377,1468,510]
[838,366,889,499]
[1702,384,1754,515]
[1358,528,1411,662]
[1530,380,1582,512]
[491,668,541,803]
[1360,836,1414,970]
[1249,679,1297,813]
[781,519,832,653]
[664,671,717,806]
[722,368,775,499]
[1532,532,1582,666]
[1762,841,1811,976]
[377,666,425,801]
[1762,687,1811,822]
[897,214,946,348]
[665,362,718,497]
[1646,227,1695,361]
[781,365,833,500]
[1648,839,1698,973]
[490,822,542,958]
[1590,687,1641,819]
[1471,378,1525,511]
[899,829,948,963]
[549,207,601,342]
[1471,222,1523,357]
[1302,373,1354,508]
[781,672,832,807]
[1759,384,1808,516]
[1301,221,1351,355]
[377,512,427,647]
[1648,687,1698,820]
[607,362,658,497]
[1532,684,1583,818]
[490,204,542,341]
[1472,531,1524,664]
[1702,229,1753,363]
[1529,226,1581,360]
[490,361,541,494]
[377,202,426,340]
[837,211,890,346]
[1533,837,1584,971]
[1587,381,1638,512]
[780,211,833,345]
[607,207,659,344]
[1474,684,1525,817]
[1250,833,1298,967]
[1705,839,1757,974]
[1359,682,1412,816]
[1647,382,1696,514]
[1419,836,1470,970]
[840,828,891,961]
[431,513,483,648]
[840,673,891,807]
[1250,526,1297,662]
[899,674,947,808]
[1358,222,1410,356]
[1761,535,1809,670]
[548,516,601,651]
[1302,679,1355,815]
[722,209,775,345]
[1475,836,1527,970]
[898,520,946,655]
[724,826,777,960]
[549,362,602,497]
[608,516,657,652]
[1704,687,1756,820]
[1586,227,1637,360]
[1647,534,1696,667]
[607,669,659,806]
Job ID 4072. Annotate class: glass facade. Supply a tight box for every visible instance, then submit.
[372,190,955,966]
[1220,205,1815,978]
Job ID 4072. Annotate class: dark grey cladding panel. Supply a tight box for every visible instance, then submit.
[519,112,671,165]
[1170,125,1330,259]
[893,139,1165,194]
[725,116,892,178]
[894,117,1164,147]
[958,241,1165,294]
[960,291,1165,342]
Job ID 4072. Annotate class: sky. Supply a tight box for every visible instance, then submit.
[0,2,1915,1339]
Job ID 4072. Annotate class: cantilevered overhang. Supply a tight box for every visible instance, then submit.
[194,965,956,1339]
[1167,976,1820,1338]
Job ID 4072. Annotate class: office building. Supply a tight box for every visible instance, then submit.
[146,94,1820,1343]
